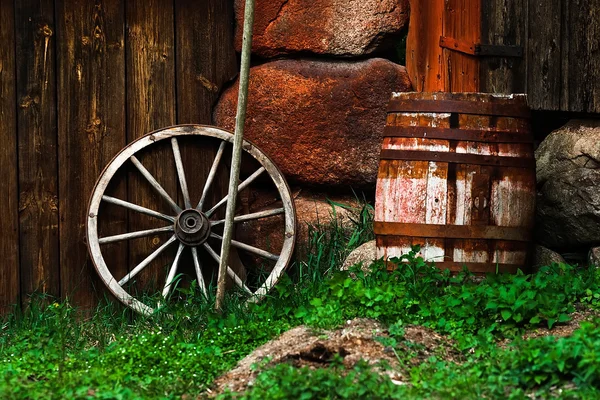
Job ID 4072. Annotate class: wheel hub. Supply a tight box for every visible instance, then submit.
[174,209,211,246]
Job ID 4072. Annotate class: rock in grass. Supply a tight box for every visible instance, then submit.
[234,0,409,58]
[235,190,361,260]
[535,120,600,250]
[589,247,600,267]
[213,58,412,188]
[341,240,376,274]
[534,245,566,268]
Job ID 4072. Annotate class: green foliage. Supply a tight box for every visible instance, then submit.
[2,203,600,399]
[217,360,404,400]
[298,247,600,340]
[402,319,600,398]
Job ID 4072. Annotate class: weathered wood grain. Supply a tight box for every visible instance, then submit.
[481,0,527,94]
[56,0,127,310]
[561,0,600,112]
[175,0,237,123]
[375,93,535,274]
[527,0,561,109]
[0,0,20,313]
[126,0,177,293]
[443,0,481,92]
[405,0,445,91]
[15,0,60,302]
[175,0,239,285]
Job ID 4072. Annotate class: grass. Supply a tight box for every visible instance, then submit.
[2,201,600,399]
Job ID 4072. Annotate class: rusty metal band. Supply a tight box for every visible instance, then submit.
[379,149,535,169]
[435,262,523,274]
[383,126,533,144]
[374,222,532,242]
[386,261,523,274]
[387,99,531,118]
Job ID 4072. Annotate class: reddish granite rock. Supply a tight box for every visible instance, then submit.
[213,58,412,188]
[234,0,409,58]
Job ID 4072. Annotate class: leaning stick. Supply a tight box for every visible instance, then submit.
[215,0,256,311]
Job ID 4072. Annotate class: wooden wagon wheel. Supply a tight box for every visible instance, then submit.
[86,125,296,315]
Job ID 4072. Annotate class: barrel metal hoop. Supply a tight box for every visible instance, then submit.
[386,260,522,274]
[379,149,535,169]
[374,221,532,242]
[387,99,531,118]
[383,126,534,144]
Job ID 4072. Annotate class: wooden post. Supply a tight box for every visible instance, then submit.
[215,0,255,311]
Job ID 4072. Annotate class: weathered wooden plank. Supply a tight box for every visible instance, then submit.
[0,0,20,313]
[15,0,60,302]
[126,0,177,293]
[175,0,237,123]
[443,0,481,92]
[56,0,127,310]
[175,0,239,285]
[527,0,561,109]
[480,0,527,94]
[405,0,445,91]
[562,0,600,112]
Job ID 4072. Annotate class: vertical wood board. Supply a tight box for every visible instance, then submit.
[126,0,177,293]
[15,0,60,301]
[56,0,127,310]
[175,0,237,124]
[405,0,445,91]
[561,0,600,112]
[0,0,20,312]
[526,0,561,109]
[443,0,481,92]
[480,0,527,94]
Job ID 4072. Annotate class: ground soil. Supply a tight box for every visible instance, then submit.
[208,307,599,397]
[208,318,461,396]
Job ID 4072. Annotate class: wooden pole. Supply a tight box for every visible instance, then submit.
[215,0,255,311]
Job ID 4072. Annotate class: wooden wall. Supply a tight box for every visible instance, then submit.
[0,0,237,313]
[407,0,600,114]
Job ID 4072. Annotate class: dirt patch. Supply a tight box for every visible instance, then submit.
[521,306,600,341]
[209,318,460,396]
[208,309,598,396]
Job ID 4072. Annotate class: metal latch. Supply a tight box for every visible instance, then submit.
[439,36,523,57]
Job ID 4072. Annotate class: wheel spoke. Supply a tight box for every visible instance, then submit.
[196,141,227,211]
[119,235,177,286]
[162,243,185,298]
[210,233,279,261]
[99,226,174,245]
[202,243,253,295]
[102,195,175,223]
[171,138,192,209]
[211,208,285,226]
[190,246,208,298]
[205,167,266,217]
[130,155,182,214]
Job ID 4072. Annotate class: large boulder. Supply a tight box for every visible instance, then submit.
[214,58,412,188]
[234,0,409,58]
[535,120,600,250]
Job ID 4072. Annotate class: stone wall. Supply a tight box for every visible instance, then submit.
[213,0,411,233]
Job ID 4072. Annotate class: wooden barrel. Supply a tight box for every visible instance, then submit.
[374,92,535,274]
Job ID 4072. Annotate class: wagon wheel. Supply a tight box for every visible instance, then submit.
[86,125,296,315]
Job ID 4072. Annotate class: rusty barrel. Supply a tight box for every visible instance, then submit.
[374,92,535,274]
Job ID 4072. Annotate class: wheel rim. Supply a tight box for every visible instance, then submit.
[86,125,296,315]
